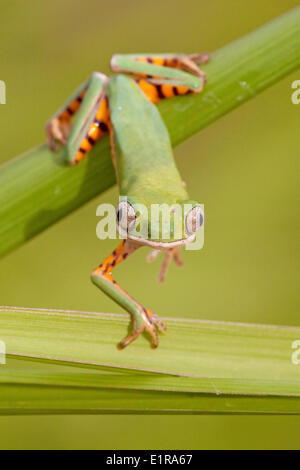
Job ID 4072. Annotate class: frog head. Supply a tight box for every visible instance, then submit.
[116,196,204,249]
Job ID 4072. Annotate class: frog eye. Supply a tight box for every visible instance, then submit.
[116,201,136,230]
[185,206,204,235]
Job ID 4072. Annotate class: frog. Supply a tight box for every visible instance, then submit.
[46,53,208,349]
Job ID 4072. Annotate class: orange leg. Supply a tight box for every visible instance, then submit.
[91,240,167,349]
[136,53,209,80]
[46,72,110,164]
[72,96,110,165]
[46,88,87,150]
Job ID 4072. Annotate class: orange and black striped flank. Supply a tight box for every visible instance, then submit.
[74,97,110,164]
[59,89,86,121]
[136,78,191,103]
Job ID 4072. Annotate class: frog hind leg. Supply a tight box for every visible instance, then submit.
[46,72,110,165]
[46,81,88,150]
[91,240,167,349]
[132,53,209,79]
[69,91,110,165]
[110,53,209,103]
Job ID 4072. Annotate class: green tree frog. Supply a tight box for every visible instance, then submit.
[46,53,208,349]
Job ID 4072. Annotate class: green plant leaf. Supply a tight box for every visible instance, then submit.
[0,7,299,257]
[1,307,300,414]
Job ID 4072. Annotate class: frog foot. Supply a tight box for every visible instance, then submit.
[46,118,71,150]
[147,247,183,283]
[117,307,167,350]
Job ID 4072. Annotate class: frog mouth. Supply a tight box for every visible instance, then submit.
[117,224,196,249]
[127,234,196,249]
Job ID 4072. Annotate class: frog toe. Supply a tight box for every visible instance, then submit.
[117,308,166,349]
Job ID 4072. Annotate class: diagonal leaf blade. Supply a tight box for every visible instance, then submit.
[0,7,299,257]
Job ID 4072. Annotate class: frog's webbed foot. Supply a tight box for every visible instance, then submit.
[118,308,167,350]
[147,247,183,283]
[46,118,71,150]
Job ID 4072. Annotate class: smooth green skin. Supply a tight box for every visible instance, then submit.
[106,74,198,242]
[53,55,204,244]
[107,75,188,203]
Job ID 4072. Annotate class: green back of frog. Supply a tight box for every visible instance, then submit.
[106,74,188,206]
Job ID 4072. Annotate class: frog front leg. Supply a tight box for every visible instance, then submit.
[147,247,183,283]
[46,72,110,165]
[91,240,167,349]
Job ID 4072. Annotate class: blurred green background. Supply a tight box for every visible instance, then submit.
[0,0,299,450]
